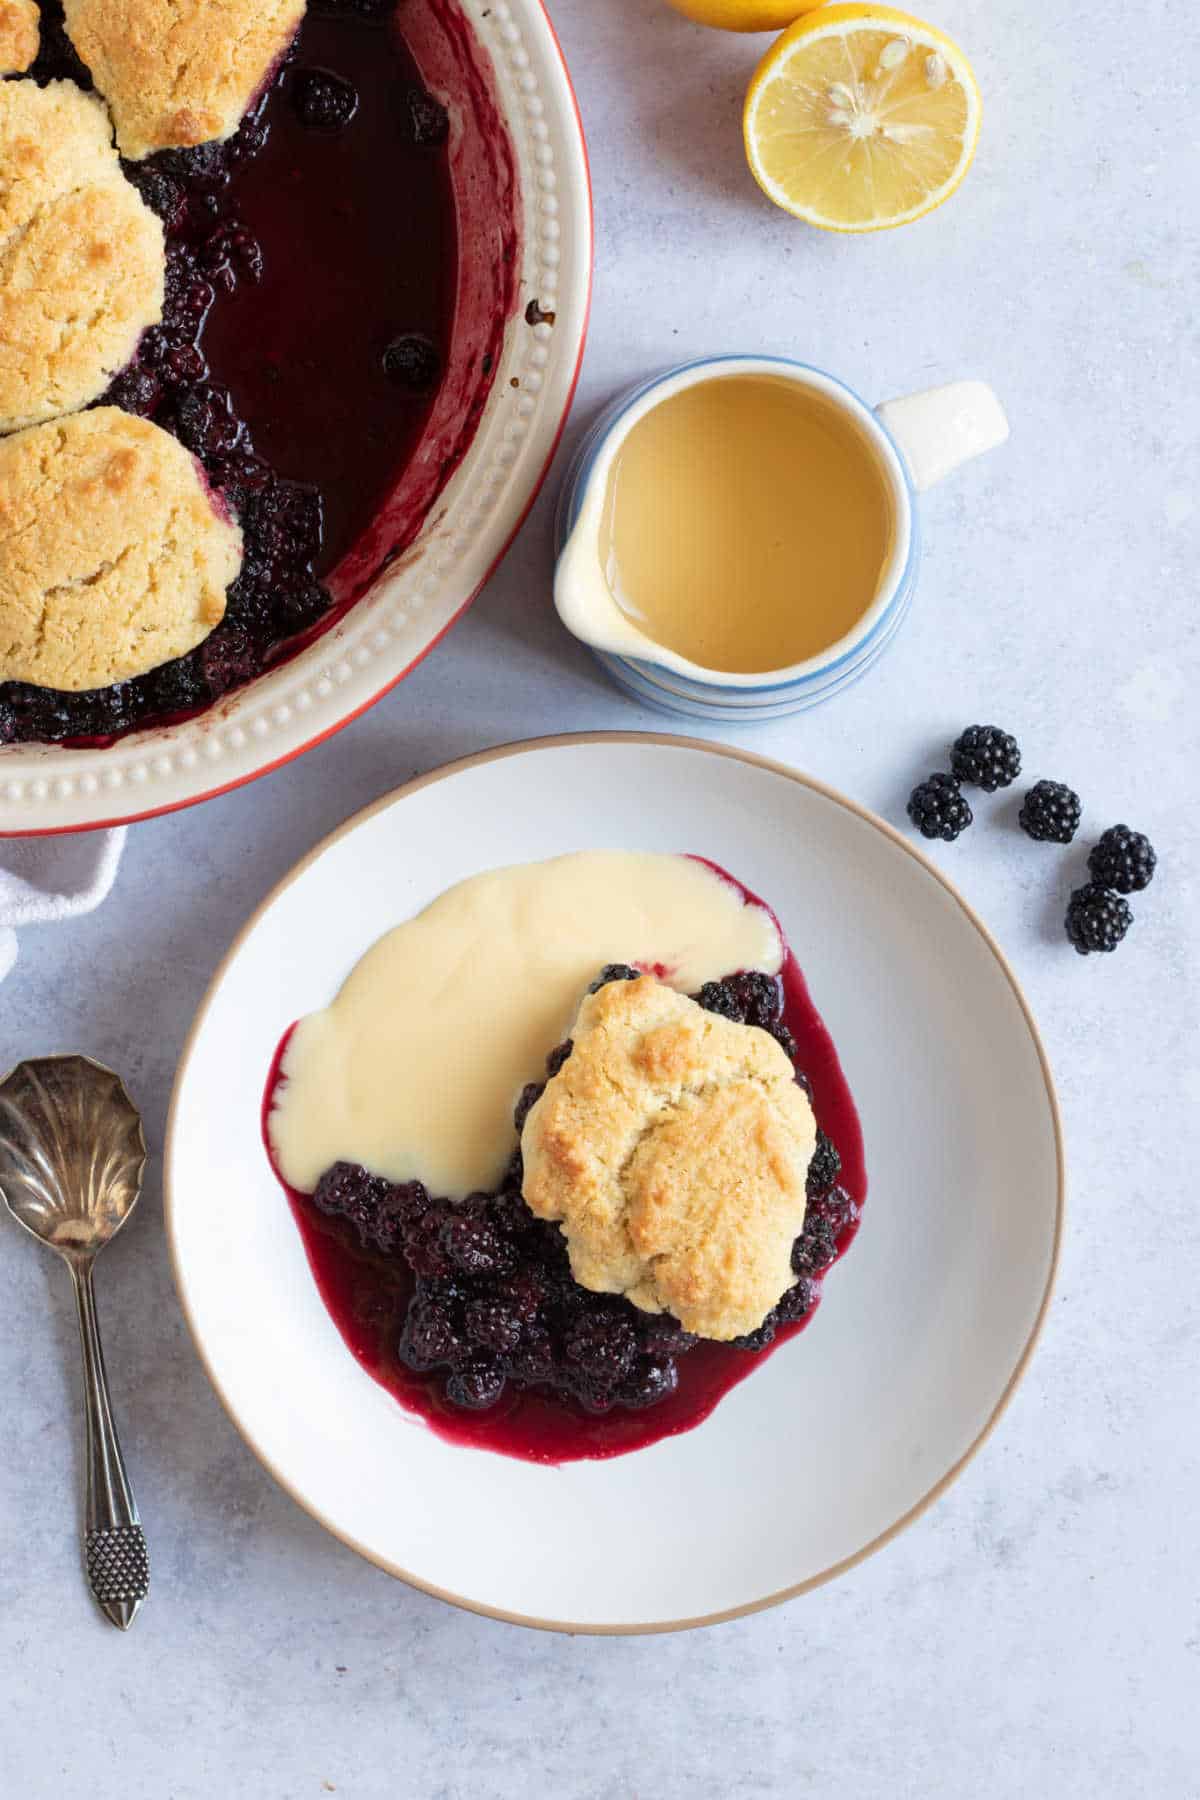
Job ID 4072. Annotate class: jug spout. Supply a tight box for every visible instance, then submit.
[555,507,665,663]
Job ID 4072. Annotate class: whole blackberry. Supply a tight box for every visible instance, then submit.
[499,1147,525,1194]
[278,578,330,635]
[382,333,442,395]
[465,1298,523,1355]
[639,1317,697,1359]
[400,1207,452,1278]
[446,1358,506,1411]
[809,1185,855,1238]
[399,1299,462,1371]
[201,220,264,292]
[588,964,640,993]
[791,1215,838,1276]
[138,655,206,718]
[1020,780,1081,844]
[402,84,450,147]
[1088,825,1157,894]
[563,1312,638,1388]
[513,1081,544,1134]
[907,773,972,842]
[806,1130,841,1198]
[292,68,359,131]
[105,365,163,417]
[774,1278,813,1325]
[200,623,260,696]
[725,971,783,1028]
[950,724,1022,792]
[1065,884,1132,955]
[693,980,743,1021]
[441,1209,514,1278]
[173,383,244,462]
[511,1330,556,1385]
[164,344,206,387]
[731,1319,776,1353]
[312,1162,421,1255]
[126,167,188,232]
[620,1357,678,1409]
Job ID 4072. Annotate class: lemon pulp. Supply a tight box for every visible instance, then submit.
[745,5,981,231]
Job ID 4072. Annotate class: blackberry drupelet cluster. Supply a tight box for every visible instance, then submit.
[382,334,443,395]
[311,966,854,1415]
[292,67,360,131]
[691,968,798,1060]
[806,1129,841,1198]
[313,1162,425,1257]
[907,773,973,842]
[589,963,641,992]
[1088,825,1156,894]
[950,724,1022,793]
[401,85,450,148]
[1065,883,1133,955]
[1019,780,1082,844]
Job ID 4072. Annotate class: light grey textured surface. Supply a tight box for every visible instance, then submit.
[2,0,1199,1794]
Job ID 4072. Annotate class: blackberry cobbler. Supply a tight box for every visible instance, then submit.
[265,854,867,1465]
[0,1,513,746]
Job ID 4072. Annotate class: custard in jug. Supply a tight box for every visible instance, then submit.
[598,373,895,674]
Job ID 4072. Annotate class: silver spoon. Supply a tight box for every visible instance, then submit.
[0,1055,150,1629]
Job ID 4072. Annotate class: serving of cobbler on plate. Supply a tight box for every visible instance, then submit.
[264,850,866,1464]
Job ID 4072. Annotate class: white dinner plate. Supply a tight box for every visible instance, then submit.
[166,735,1064,1632]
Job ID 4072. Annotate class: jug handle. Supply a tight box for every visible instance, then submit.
[875,380,1009,492]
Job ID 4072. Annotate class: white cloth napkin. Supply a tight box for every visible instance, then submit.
[0,829,127,983]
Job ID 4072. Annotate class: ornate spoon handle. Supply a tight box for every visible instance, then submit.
[69,1259,149,1630]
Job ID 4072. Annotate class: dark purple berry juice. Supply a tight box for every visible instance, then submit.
[263,860,866,1466]
[195,15,456,577]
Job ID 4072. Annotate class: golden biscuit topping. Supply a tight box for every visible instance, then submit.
[63,0,308,160]
[521,976,816,1341]
[0,409,243,691]
[0,0,38,74]
[0,80,165,433]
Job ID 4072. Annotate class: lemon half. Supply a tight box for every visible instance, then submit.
[666,0,828,31]
[744,5,981,231]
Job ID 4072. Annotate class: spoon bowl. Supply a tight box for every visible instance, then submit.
[0,1055,146,1259]
[0,1054,150,1630]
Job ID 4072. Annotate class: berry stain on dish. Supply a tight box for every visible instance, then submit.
[2,0,513,747]
[261,854,866,1464]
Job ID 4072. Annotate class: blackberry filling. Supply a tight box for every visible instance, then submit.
[309,969,857,1419]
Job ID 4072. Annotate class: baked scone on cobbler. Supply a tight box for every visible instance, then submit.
[0,408,243,692]
[0,80,165,434]
[521,975,817,1342]
[63,0,308,161]
[0,0,38,73]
